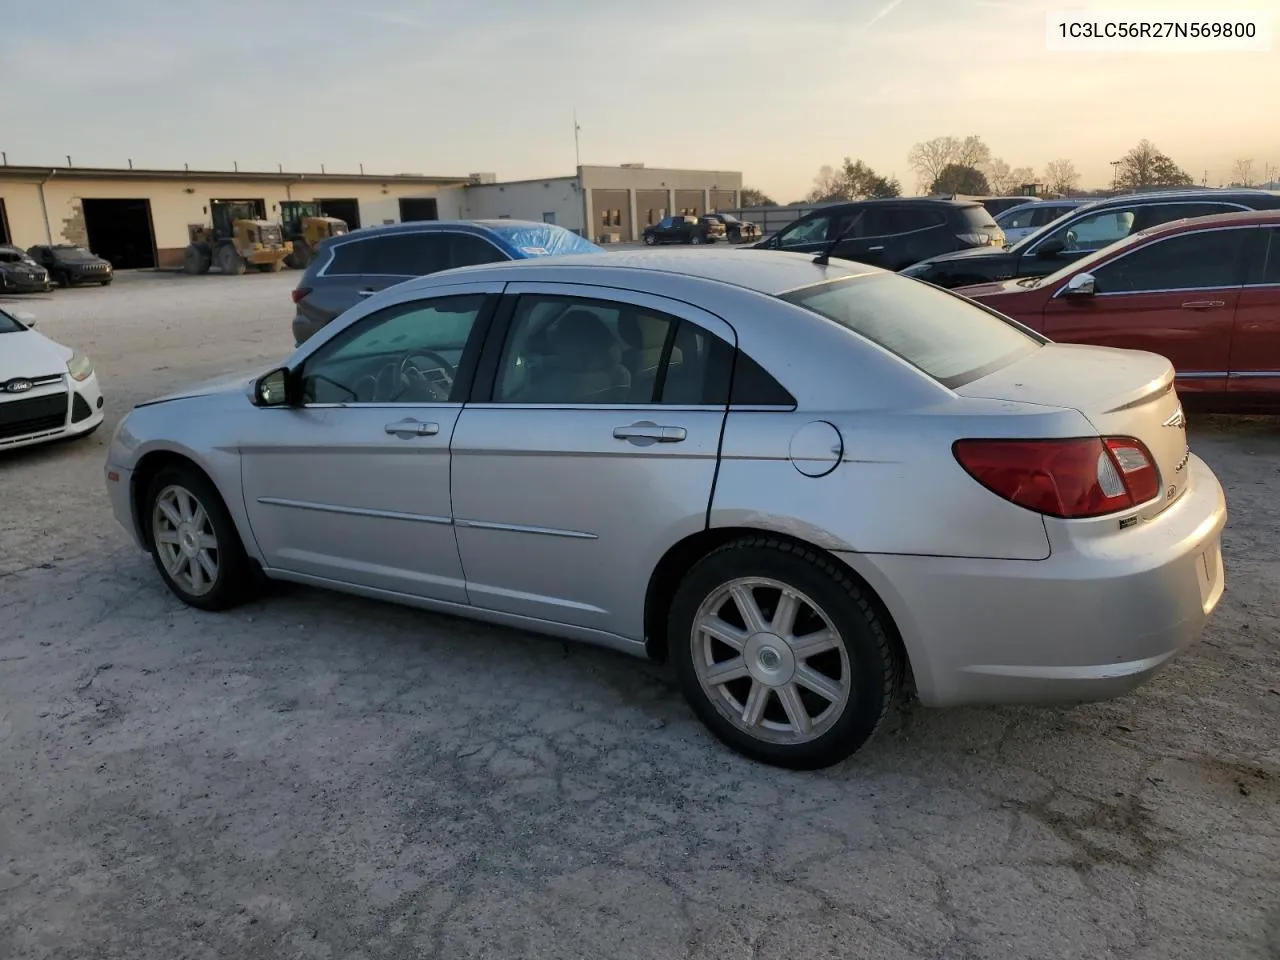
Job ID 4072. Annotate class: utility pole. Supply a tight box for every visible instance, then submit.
[1109,159,1121,193]
[573,110,581,169]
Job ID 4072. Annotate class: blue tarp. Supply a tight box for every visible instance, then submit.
[483,222,603,259]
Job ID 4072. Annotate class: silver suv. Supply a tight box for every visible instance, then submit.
[290,219,601,346]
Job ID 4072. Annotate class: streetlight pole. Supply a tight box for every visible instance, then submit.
[1110,160,1121,194]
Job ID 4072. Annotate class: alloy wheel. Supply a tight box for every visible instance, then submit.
[152,484,220,597]
[690,577,851,744]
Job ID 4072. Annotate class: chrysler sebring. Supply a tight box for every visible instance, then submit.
[104,250,1226,768]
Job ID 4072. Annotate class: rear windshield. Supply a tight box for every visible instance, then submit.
[484,224,601,258]
[779,273,1042,388]
[959,205,1001,231]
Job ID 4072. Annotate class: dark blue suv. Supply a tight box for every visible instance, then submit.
[291,219,601,346]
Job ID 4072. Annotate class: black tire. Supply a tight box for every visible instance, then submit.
[643,234,657,246]
[183,245,208,275]
[100,277,112,286]
[144,464,256,611]
[218,245,246,276]
[57,271,71,288]
[669,536,901,770]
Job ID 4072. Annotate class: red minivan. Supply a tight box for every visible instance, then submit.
[954,210,1280,412]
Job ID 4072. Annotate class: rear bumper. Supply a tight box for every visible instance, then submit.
[291,312,329,347]
[841,454,1227,707]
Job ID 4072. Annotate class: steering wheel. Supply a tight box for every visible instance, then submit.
[395,349,456,402]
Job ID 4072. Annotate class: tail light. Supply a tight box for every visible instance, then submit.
[291,286,310,305]
[953,436,1160,519]
[956,231,1002,246]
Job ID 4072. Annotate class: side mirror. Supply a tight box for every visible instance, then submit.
[1036,239,1066,258]
[1064,272,1096,297]
[252,367,293,407]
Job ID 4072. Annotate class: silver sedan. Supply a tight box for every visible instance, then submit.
[103,249,1227,769]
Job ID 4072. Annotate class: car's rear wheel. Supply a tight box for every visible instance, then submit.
[146,465,254,611]
[690,234,703,245]
[643,234,657,246]
[670,537,900,769]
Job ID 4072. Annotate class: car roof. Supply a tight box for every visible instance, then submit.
[334,218,558,241]
[1080,188,1280,210]
[814,197,981,211]
[1135,208,1280,235]
[403,247,878,298]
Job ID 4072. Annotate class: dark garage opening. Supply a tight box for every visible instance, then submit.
[399,197,439,222]
[316,198,360,230]
[0,199,10,244]
[82,198,157,269]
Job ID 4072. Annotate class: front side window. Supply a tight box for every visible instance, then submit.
[492,295,727,405]
[299,294,486,404]
[1090,228,1248,294]
[781,273,1041,388]
[1049,208,1139,251]
[778,213,833,246]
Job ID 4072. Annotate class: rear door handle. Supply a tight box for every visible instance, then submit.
[357,288,378,298]
[867,245,885,252]
[384,418,439,438]
[1181,300,1225,310]
[613,422,687,444]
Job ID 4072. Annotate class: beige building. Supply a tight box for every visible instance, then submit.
[0,165,471,268]
[461,165,743,242]
[0,162,743,267]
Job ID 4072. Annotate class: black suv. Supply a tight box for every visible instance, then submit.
[749,198,1004,270]
[28,244,113,287]
[900,188,1280,288]
[641,215,727,245]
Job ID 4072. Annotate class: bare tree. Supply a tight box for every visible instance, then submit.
[954,135,992,172]
[907,137,959,192]
[985,158,1016,196]
[1043,158,1081,195]
[1230,158,1256,187]
[807,165,843,203]
[1008,166,1036,194]
[1116,139,1193,191]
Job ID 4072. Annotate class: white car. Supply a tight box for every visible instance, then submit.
[0,307,103,451]
[994,199,1086,244]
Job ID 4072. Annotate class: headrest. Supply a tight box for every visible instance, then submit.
[618,312,670,351]
[547,310,618,366]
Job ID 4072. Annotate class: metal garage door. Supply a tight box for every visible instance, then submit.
[710,190,737,212]
[674,190,703,217]
[590,189,630,242]
[635,190,668,230]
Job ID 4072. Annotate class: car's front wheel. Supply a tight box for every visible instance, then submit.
[145,465,255,610]
[670,537,901,769]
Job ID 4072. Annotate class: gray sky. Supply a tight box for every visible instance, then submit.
[1,0,1276,200]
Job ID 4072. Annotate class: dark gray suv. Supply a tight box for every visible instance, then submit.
[290,219,602,346]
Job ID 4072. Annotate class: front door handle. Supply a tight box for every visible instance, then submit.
[613,422,687,444]
[1181,300,1225,310]
[357,288,378,298]
[384,418,439,438]
[866,245,885,252]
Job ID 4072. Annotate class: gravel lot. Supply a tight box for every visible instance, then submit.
[1,271,1278,960]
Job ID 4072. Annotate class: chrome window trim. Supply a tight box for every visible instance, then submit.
[1051,224,1259,299]
[316,230,510,279]
[1025,201,1251,256]
[1229,370,1278,378]
[1175,370,1228,378]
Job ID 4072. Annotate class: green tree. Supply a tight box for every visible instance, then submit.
[806,157,901,202]
[739,187,776,207]
[930,163,990,196]
[1116,140,1193,191]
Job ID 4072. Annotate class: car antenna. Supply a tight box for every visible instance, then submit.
[813,213,859,266]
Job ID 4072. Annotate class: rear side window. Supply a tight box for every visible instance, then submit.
[1136,202,1244,230]
[364,233,450,275]
[1253,229,1280,285]
[449,234,508,268]
[780,273,1041,388]
[1000,206,1040,230]
[325,239,369,276]
[897,208,948,231]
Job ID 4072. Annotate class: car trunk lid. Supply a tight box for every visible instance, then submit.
[956,343,1190,519]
